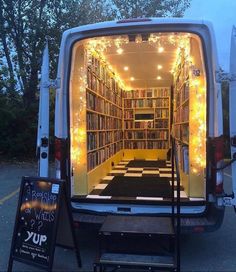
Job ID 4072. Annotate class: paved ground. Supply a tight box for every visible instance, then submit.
[0,162,236,271]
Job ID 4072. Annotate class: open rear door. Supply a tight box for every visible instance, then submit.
[229,26,236,198]
[37,43,50,177]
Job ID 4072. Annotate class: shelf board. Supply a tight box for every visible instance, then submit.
[86,87,122,109]
[124,139,146,141]
[181,98,189,107]
[124,97,170,100]
[174,121,189,125]
[125,107,169,110]
[87,129,122,132]
[125,128,168,130]
[87,108,122,120]
[87,140,123,153]
[124,139,168,141]
[175,138,189,145]
[175,78,189,93]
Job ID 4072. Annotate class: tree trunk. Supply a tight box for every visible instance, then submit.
[0,0,15,93]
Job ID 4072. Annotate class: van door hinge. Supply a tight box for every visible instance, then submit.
[50,78,61,89]
[221,195,236,207]
[215,70,236,83]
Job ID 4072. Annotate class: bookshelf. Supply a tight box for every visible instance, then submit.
[123,88,170,150]
[86,55,123,172]
[86,56,171,172]
[173,46,190,144]
[173,48,190,194]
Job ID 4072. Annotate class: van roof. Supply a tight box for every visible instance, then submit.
[64,18,213,36]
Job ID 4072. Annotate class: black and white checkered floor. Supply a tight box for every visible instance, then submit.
[86,160,204,202]
[86,160,191,201]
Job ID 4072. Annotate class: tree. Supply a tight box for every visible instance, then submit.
[112,0,190,18]
[0,0,191,158]
[0,0,117,107]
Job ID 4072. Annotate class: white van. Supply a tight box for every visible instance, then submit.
[37,18,236,233]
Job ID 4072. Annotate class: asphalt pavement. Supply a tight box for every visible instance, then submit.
[0,162,235,271]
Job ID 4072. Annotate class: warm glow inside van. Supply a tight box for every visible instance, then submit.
[37,18,236,233]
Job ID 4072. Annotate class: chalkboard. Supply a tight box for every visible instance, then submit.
[8,176,81,271]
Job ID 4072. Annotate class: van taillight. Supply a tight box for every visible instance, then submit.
[212,137,224,194]
[55,138,62,161]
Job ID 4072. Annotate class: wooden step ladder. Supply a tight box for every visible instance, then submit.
[94,139,181,272]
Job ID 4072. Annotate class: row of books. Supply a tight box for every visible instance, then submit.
[87,56,123,95]
[87,113,122,130]
[124,131,168,140]
[87,131,123,151]
[174,124,189,142]
[124,141,146,149]
[124,98,169,108]
[134,121,154,129]
[147,131,168,140]
[175,82,189,109]
[87,92,122,118]
[175,59,190,90]
[123,88,170,98]
[124,121,134,129]
[124,120,168,129]
[87,74,123,107]
[156,109,169,118]
[124,110,134,119]
[125,131,145,140]
[155,120,169,129]
[176,144,189,174]
[181,82,189,102]
[174,105,189,123]
[87,141,123,171]
[124,141,169,149]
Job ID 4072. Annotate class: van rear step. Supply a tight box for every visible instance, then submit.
[94,253,175,270]
[94,215,177,271]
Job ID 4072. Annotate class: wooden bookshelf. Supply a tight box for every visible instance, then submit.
[86,55,123,172]
[173,49,190,194]
[123,88,170,150]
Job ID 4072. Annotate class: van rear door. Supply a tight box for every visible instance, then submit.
[37,43,50,177]
[229,25,236,199]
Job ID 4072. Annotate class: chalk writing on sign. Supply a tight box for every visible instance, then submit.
[13,179,60,267]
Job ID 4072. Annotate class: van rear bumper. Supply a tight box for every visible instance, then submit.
[72,203,225,233]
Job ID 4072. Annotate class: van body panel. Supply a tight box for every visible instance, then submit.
[229,25,236,197]
[53,19,225,231]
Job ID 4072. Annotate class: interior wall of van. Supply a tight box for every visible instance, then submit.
[69,32,206,202]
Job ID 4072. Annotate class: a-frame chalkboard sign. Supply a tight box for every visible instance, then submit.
[8,176,81,272]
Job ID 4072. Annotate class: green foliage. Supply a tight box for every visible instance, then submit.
[0,0,191,159]
[0,91,38,157]
[113,0,190,18]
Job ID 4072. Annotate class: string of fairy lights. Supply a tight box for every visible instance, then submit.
[172,36,206,174]
[70,33,206,180]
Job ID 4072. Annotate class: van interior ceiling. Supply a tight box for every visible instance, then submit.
[69,32,207,203]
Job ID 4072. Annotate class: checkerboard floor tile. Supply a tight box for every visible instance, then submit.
[113,165,127,169]
[142,170,159,175]
[94,184,108,190]
[127,167,144,171]
[86,195,111,199]
[136,197,164,201]
[102,176,114,180]
[159,168,172,172]
[87,160,197,202]
[124,173,143,177]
